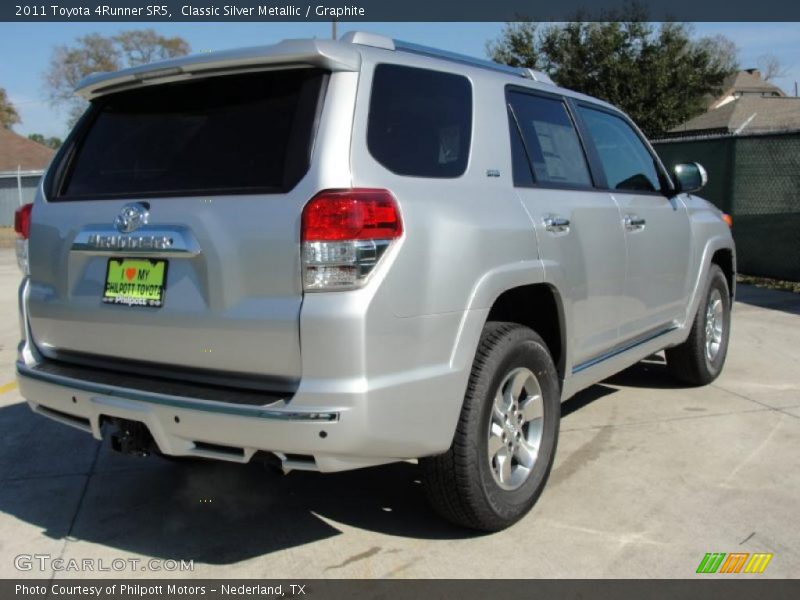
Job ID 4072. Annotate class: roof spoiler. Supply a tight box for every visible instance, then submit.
[75,31,556,100]
[75,38,361,100]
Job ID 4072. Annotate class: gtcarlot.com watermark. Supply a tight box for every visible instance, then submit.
[14,554,194,573]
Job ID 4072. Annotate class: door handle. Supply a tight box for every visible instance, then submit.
[544,215,571,233]
[624,214,646,232]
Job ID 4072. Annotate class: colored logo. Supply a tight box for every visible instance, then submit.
[696,552,773,574]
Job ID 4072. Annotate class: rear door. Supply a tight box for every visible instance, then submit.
[507,88,627,368]
[575,104,692,342]
[27,68,330,391]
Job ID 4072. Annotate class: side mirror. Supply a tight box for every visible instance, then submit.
[672,162,707,195]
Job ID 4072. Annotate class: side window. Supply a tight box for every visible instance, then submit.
[508,107,534,187]
[507,91,592,187]
[367,64,472,178]
[577,106,661,192]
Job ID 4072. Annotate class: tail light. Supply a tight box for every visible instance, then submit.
[722,213,733,228]
[14,203,32,239]
[14,203,33,275]
[301,189,402,291]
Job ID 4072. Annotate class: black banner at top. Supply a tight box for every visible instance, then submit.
[2,0,800,22]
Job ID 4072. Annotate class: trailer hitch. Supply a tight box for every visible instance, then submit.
[108,418,154,457]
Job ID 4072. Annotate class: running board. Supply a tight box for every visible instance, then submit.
[572,326,678,375]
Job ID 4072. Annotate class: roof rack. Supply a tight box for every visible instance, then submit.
[394,40,526,78]
[340,31,554,85]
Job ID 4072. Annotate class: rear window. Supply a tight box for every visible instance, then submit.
[367,64,472,178]
[53,69,328,200]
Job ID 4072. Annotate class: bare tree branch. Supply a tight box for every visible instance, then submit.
[42,30,191,129]
[758,54,788,81]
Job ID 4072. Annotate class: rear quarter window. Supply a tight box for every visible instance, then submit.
[52,68,328,200]
[367,64,472,178]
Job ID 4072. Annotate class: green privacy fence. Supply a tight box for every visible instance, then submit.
[654,131,800,281]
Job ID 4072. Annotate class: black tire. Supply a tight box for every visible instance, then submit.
[666,264,731,386]
[420,322,560,532]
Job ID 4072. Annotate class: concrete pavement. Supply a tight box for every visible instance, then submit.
[1,248,798,578]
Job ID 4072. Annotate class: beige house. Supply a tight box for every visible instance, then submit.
[669,69,800,137]
[707,68,785,110]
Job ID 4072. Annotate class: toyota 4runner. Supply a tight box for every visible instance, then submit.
[14,32,735,531]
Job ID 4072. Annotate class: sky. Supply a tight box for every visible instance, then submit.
[1,21,798,138]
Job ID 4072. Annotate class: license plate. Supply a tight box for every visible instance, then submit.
[103,258,168,308]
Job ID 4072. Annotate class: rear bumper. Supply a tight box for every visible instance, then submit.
[16,351,471,472]
[16,273,490,473]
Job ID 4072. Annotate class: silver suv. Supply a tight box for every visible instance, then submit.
[15,32,735,531]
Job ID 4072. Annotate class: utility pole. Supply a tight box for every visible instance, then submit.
[17,165,23,206]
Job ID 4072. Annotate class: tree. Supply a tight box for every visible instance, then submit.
[44,29,190,127]
[113,30,190,66]
[485,22,545,70]
[696,34,739,75]
[0,87,20,129]
[757,54,787,81]
[487,21,739,136]
[44,33,119,126]
[27,133,62,149]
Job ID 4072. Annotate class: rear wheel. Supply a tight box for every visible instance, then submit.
[666,264,731,385]
[421,322,560,531]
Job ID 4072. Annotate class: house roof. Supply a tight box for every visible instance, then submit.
[0,127,55,173]
[705,69,785,110]
[670,96,800,136]
[721,70,784,96]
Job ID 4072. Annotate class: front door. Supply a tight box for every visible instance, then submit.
[575,105,692,342]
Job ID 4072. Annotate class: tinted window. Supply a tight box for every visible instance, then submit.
[578,106,661,192]
[368,64,472,178]
[57,69,327,199]
[508,108,534,187]
[507,91,591,187]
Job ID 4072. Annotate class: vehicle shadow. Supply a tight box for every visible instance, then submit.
[735,283,800,316]
[602,353,692,390]
[0,400,469,566]
[561,382,617,417]
[0,377,619,566]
